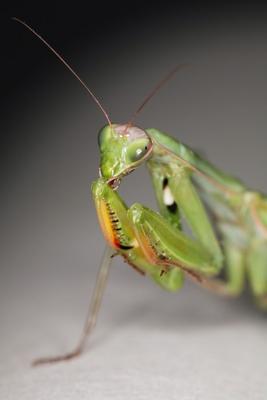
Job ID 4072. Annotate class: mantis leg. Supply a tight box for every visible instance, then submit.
[168,171,223,269]
[247,240,267,309]
[33,245,113,366]
[128,204,246,296]
[135,164,248,296]
[148,164,223,269]
[197,241,245,296]
[148,163,181,231]
[167,172,248,296]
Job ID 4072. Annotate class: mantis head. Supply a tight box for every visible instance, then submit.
[98,124,153,188]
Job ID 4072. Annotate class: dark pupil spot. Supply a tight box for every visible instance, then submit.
[135,148,145,160]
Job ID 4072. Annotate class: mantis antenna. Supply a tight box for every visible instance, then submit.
[127,63,190,126]
[12,17,112,127]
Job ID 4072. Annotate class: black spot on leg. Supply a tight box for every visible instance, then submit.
[118,244,134,250]
[167,202,178,213]
[162,177,178,214]
[163,177,168,188]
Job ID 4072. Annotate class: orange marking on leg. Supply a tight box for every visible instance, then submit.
[96,200,133,251]
[97,200,118,249]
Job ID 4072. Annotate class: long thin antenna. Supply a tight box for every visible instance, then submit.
[127,64,189,126]
[12,17,112,126]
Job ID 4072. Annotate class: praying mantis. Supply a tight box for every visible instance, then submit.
[14,18,267,366]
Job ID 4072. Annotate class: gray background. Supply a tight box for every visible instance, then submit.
[1,4,267,399]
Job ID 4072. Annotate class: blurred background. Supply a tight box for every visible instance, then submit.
[1,3,267,399]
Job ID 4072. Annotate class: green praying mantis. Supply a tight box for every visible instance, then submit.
[14,19,267,366]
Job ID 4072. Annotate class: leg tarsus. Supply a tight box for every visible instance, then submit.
[193,276,241,297]
[32,347,82,366]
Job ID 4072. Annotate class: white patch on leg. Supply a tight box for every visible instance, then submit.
[163,186,175,206]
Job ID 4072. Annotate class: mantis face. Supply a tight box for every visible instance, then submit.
[98,124,153,188]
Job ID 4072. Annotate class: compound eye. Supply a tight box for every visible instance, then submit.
[97,127,105,147]
[98,125,113,149]
[128,139,151,163]
[114,124,152,163]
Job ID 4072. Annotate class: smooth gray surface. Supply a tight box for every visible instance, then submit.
[1,266,267,400]
[2,14,267,400]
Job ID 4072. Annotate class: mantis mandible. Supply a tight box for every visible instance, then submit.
[14,19,267,366]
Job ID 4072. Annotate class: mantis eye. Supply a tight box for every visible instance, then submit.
[113,124,152,164]
[128,139,150,162]
[97,129,104,147]
[98,125,111,148]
